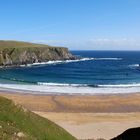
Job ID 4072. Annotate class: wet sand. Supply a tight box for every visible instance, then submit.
[1,92,140,139]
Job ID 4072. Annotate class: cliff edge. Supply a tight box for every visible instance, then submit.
[0,40,75,67]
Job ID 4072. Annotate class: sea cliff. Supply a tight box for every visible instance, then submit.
[0,40,76,67]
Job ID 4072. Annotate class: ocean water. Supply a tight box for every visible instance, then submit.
[0,51,140,95]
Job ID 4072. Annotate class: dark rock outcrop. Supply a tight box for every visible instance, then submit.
[111,127,140,140]
[0,40,76,67]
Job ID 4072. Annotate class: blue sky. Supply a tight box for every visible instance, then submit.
[0,0,140,50]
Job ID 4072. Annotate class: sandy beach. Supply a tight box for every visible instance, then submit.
[1,92,140,139]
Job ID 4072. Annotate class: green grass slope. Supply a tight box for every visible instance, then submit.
[0,40,64,49]
[0,96,76,140]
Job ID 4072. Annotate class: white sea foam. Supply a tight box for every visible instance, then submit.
[0,82,140,95]
[98,83,140,88]
[95,58,122,60]
[37,82,87,87]
[129,64,140,68]
[38,82,140,88]
[19,58,95,67]
[19,57,122,67]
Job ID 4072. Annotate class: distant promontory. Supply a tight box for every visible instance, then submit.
[0,40,76,67]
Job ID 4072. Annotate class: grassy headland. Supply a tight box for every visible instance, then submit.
[0,40,63,49]
[0,40,75,67]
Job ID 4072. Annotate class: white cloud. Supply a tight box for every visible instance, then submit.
[86,38,140,50]
[32,38,140,50]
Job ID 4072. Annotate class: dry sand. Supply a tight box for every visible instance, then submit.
[1,92,140,139]
[35,112,140,139]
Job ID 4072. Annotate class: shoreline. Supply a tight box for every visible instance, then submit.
[0,58,79,69]
[1,86,140,96]
[1,88,140,96]
[1,91,140,139]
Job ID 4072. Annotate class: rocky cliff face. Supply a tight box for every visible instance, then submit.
[0,41,76,67]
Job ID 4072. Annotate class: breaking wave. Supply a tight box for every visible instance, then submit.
[19,57,122,67]
[0,82,140,95]
[38,82,140,88]
[129,64,140,68]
